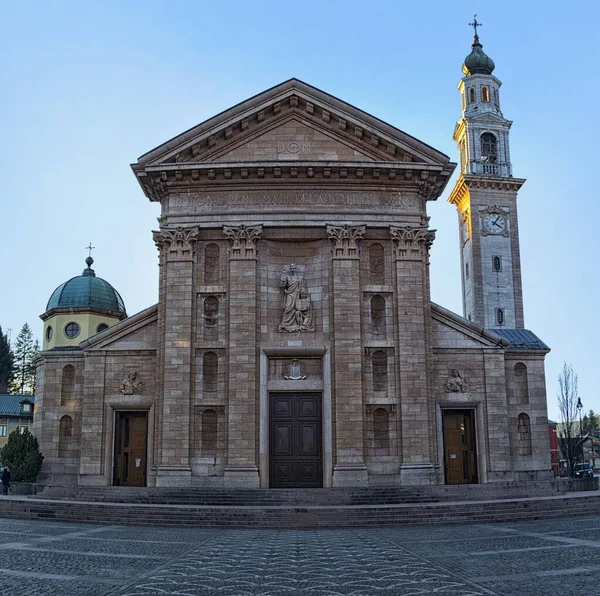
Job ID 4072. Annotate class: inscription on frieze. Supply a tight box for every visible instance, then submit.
[169,190,419,212]
[277,141,311,154]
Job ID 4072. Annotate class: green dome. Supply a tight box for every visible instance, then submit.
[46,257,127,316]
[462,36,495,76]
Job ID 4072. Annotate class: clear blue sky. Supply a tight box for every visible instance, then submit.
[1,1,598,421]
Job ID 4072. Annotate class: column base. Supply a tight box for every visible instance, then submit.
[224,466,260,488]
[399,462,440,485]
[332,464,369,487]
[155,465,192,487]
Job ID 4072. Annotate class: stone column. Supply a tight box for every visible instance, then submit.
[327,224,368,486]
[223,224,262,487]
[391,225,438,484]
[152,226,199,486]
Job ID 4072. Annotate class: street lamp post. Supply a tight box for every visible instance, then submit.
[576,397,584,472]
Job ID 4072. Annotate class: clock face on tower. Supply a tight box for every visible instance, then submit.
[483,212,507,234]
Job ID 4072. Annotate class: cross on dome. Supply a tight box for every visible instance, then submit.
[469,14,482,39]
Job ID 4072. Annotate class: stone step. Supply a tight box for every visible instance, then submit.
[35,479,595,506]
[1,491,599,528]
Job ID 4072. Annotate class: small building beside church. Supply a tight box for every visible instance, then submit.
[33,32,552,489]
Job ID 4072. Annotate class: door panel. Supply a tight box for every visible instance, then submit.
[113,412,148,487]
[270,393,322,488]
[443,410,478,485]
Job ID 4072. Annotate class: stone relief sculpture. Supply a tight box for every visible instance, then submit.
[444,369,468,393]
[278,264,315,332]
[284,359,307,380]
[120,371,145,395]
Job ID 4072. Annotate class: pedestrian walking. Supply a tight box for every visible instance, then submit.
[1,467,10,495]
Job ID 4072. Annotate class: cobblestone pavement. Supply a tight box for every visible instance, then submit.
[0,516,599,595]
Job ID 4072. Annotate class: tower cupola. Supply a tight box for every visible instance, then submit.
[462,35,495,76]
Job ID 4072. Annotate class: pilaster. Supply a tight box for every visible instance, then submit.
[391,225,438,484]
[327,224,368,486]
[223,224,262,487]
[152,226,199,486]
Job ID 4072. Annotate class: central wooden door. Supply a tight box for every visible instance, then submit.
[113,411,148,487]
[443,410,478,485]
[270,393,322,488]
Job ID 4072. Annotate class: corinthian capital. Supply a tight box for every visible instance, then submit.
[223,224,262,259]
[153,226,199,262]
[390,225,435,260]
[327,224,366,259]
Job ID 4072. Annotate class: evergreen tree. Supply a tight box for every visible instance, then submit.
[0,427,44,482]
[582,409,600,434]
[0,326,14,393]
[9,323,39,395]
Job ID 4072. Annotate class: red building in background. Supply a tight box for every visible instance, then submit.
[548,420,560,475]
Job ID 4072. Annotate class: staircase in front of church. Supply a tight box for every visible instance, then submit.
[0,481,598,528]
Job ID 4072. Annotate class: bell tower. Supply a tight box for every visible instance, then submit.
[448,17,526,329]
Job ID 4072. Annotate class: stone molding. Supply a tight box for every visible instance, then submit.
[390,225,435,260]
[153,226,199,262]
[223,224,262,260]
[327,224,365,259]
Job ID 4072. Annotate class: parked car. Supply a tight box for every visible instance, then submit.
[575,463,594,478]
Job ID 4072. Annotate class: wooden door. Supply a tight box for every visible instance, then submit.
[270,393,322,488]
[113,411,147,487]
[443,410,478,485]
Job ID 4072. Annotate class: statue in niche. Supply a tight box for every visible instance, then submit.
[120,371,145,395]
[444,369,468,393]
[278,264,315,332]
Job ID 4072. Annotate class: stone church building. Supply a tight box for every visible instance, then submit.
[33,32,552,489]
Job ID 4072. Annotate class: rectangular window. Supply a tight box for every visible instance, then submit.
[465,262,469,279]
[22,403,31,413]
[19,426,27,434]
[0,425,6,437]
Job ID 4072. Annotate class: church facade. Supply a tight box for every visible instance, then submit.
[33,34,552,488]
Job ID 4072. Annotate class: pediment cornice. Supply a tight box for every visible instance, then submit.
[132,79,454,181]
[138,160,453,204]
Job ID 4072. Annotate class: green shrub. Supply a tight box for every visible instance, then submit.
[0,428,44,482]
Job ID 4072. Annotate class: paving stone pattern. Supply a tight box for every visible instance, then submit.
[0,516,599,595]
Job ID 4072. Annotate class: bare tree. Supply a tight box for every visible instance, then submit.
[557,363,581,477]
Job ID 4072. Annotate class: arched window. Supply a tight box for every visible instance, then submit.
[203,352,218,393]
[469,88,475,103]
[493,89,499,105]
[493,256,502,272]
[482,86,489,102]
[369,243,385,285]
[373,408,390,456]
[61,365,75,406]
[481,133,498,164]
[370,295,386,337]
[514,363,529,404]
[201,409,218,457]
[372,351,388,392]
[496,308,505,325]
[58,415,73,457]
[517,413,532,455]
[204,244,220,284]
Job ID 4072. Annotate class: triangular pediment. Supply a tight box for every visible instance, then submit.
[210,115,378,163]
[134,79,452,168]
[431,303,508,349]
[79,305,157,351]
